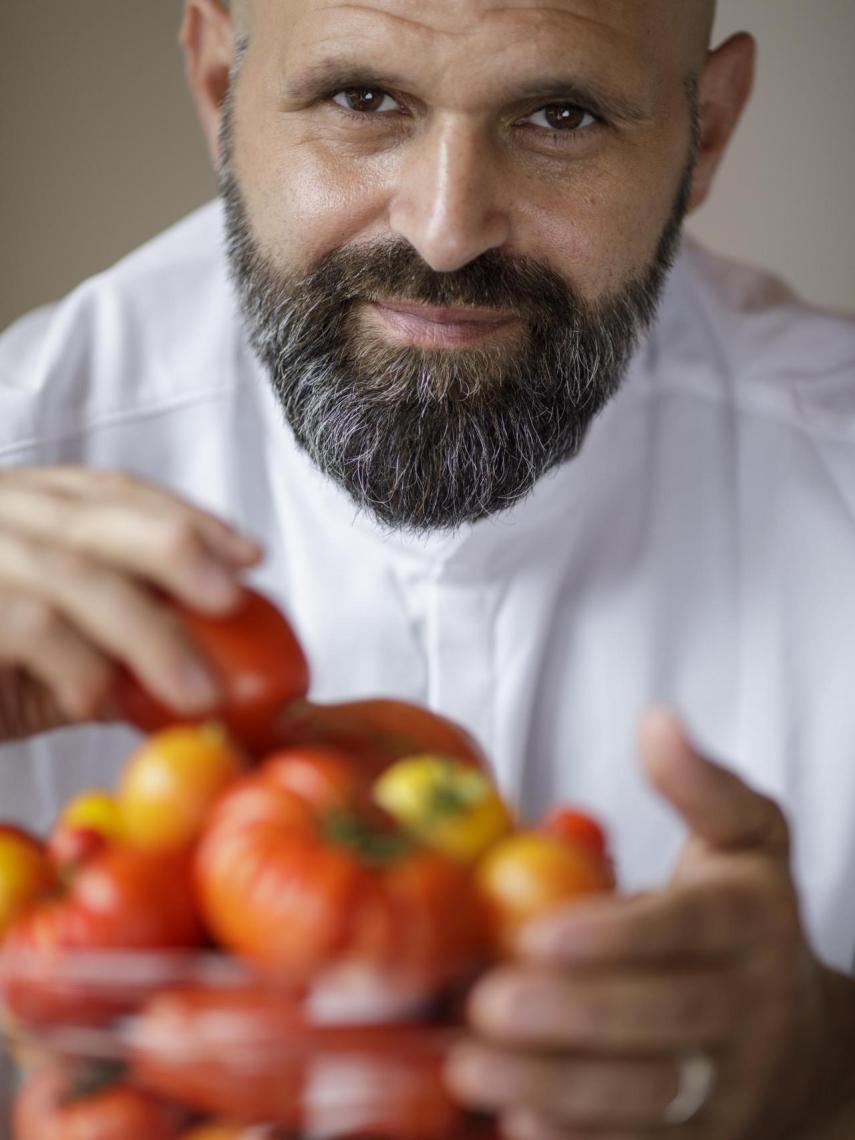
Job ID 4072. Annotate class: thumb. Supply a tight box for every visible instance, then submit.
[639,708,790,861]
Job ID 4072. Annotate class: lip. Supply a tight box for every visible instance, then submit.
[367,300,521,348]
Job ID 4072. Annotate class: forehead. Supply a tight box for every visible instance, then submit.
[250,0,696,112]
[255,0,692,68]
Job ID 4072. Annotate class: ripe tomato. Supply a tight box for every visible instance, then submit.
[131,985,463,1139]
[115,588,310,752]
[259,746,369,813]
[475,832,614,955]
[13,1065,181,1140]
[2,847,204,1025]
[118,724,246,850]
[195,757,488,993]
[540,806,610,862]
[0,825,56,939]
[179,1126,252,1140]
[47,824,111,876]
[179,1126,251,1140]
[272,698,487,779]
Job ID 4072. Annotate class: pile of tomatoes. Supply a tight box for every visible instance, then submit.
[0,589,615,1140]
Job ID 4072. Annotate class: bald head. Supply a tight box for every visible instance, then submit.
[227,0,715,65]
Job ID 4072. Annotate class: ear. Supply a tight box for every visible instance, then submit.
[180,0,236,168]
[687,32,756,213]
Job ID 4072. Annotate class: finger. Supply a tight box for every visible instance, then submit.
[467,964,736,1053]
[0,591,116,723]
[0,535,219,711]
[9,466,262,567]
[0,484,245,613]
[447,1040,683,1130]
[502,1108,659,1140]
[519,877,781,966]
[640,709,790,860]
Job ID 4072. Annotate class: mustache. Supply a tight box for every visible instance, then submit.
[299,239,583,329]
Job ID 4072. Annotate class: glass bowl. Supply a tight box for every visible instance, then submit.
[0,949,499,1140]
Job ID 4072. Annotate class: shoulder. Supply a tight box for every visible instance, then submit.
[651,237,855,443]
[0,201,240,459]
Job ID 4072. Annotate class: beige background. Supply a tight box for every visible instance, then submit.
[1,0,854,332]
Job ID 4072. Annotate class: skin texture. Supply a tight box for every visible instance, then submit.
[176,4,855,1138]
[192,0,736,302]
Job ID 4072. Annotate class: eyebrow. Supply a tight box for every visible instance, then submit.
[280,60,654,127]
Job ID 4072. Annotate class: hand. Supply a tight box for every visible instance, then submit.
[0,466,261,742]
[448,709,852,1140]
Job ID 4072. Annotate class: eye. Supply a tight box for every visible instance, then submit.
[525,103,597,132]
[332,87,401,115]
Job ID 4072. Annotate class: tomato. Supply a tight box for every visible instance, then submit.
[540,807,610,862]
[179,1126,252,1140]
[58,789,123,841]
[131,985,463,1139]
[115,588,310,752]
[13,1065,181,1140]
[2,847,204,1025]
[195,757,488,994]
[46,790,123,877]
[373,756,513,864]
[475,832,614,955]
[47,825,111,877]
[260,746,369,813]
[272,699,487,778]
[178,1126,251,1140]
[118,724,246,850]
[0,825,56,940]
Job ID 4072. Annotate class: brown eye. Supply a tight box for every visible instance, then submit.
[542,103,589,130]
[338,87,394,114]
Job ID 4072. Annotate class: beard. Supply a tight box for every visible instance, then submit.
[220,107,695,533]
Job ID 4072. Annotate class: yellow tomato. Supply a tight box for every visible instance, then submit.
[59,789,124,843]
[475,831,613,954]
[119,724,246,850]
[0,825,56,939]
[373,754,513,864]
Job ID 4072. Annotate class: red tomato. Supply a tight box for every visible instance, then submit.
[179,1126,253,1140]
[260,746,368,812]
[13,1065,181,1140]
[115,588,310,752]
[0,824,56,939]
[195,758,488,993]
[271,698,487,778]
[2,847,204,1025]
[47,825,110,877]
[540,807,610,863]
[131,985,463,1138]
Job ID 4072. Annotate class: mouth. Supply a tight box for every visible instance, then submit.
[364,299,522,348]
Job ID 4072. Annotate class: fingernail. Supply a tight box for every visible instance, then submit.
[174,660,220,709]
[197,566,242,610]
[517,914,591,959]
[227,531,263,563]
[446,1043,490,1096]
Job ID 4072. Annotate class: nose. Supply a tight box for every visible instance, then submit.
[388,118,511,273]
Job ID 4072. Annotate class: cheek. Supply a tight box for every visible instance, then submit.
[514,129,690,300]
[232,88,390,271]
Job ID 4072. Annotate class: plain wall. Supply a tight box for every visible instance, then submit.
[1,0,854,332]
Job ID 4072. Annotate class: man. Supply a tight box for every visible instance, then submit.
[0,0,854,1135]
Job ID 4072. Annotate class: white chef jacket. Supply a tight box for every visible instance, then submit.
[1,202,854,972]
